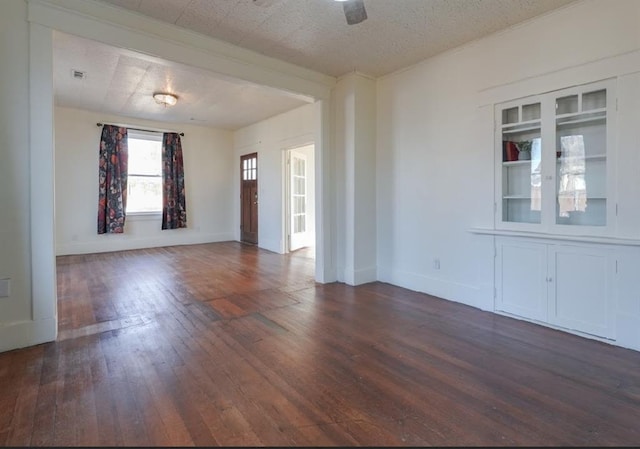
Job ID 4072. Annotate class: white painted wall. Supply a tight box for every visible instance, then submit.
[0,0,32,331]
[55,107,235,255]
[377,0,640,348]
[233,103,316,254]
[352,75,376,284]
[0,0,57,352]
[333,73,377,285]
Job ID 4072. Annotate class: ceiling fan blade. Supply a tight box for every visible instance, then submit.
[343,0,367,25]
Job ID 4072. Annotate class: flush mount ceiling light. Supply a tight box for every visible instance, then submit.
[153,92,178,107]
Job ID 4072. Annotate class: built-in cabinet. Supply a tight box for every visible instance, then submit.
[495,237,615,339]
[496,79,615,235]
[492,79,621,343]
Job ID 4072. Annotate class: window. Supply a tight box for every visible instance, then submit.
[242,155,257,180]
[126,131,162,213]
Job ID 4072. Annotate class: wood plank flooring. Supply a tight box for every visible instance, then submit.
[1,241,640,446]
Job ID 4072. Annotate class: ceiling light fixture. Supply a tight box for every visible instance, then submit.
[153,92,178,107]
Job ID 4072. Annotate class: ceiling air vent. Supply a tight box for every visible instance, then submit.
[71,69,86,80]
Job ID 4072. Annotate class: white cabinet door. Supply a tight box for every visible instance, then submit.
[496,239,548,322]
[548,245,615,339]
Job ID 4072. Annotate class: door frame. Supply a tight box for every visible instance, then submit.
[25,4,335,353]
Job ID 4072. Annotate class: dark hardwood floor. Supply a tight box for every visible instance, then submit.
[1,241,640,446]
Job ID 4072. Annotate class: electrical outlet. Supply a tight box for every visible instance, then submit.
[433,258,440,270]
[0,278,10,298]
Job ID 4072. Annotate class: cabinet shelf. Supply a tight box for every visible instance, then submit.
[503,160,539,167]
[556,112,606,128]
[557,153,606,160]
[556,154,606,162]
[502,123,541,134]
[504,155,606,165]
[504,195,606,200]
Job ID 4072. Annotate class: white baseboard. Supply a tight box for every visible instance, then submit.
[377,266,490,311]
[56,232,235,256]
[343,265,377,286]
[0,317,57,353]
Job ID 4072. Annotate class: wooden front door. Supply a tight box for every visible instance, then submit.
[240,153,258,244]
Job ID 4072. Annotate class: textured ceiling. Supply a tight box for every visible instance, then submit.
[54,0,578,129]
[53,32,311,129]
[97,0,577,78]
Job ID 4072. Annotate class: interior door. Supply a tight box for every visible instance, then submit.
[289,151,308,251]
[240,153,258,244]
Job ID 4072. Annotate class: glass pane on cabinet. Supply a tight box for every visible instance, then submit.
[501,97,542,226]
[502,107,518,125]
[582,89,606,111]
[522,103,541,121]
[556,95,578,115]
[502,137,542,224]
[555,110,606,226]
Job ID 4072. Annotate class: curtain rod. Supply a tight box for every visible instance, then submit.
[96,122,184,137]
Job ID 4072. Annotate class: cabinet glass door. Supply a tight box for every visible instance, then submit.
[555,89,607,226]
[501,102,542,224]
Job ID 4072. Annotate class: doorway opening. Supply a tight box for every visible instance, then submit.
[26,10,334,352]
[240,152,259,245]
[285,144,315,255]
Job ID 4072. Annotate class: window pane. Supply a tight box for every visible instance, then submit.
[127,176,162,213]
[128,138,162,176]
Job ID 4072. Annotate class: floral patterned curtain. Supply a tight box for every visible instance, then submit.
[97,125,128,234]
[162,133,187,229]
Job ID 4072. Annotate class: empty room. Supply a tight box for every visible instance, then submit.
[1,0,640,446]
